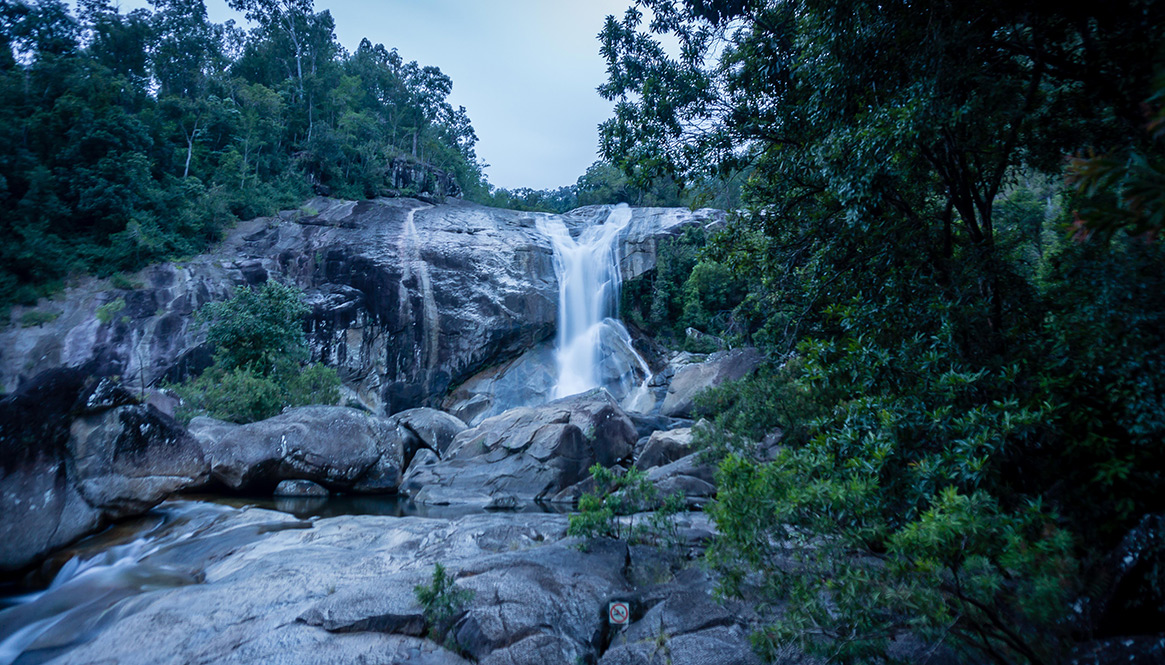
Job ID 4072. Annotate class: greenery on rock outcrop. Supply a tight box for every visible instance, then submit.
[568,464,685,547]
[597,0,1165,662]
[172,280,338,423]
[414,563,474,651]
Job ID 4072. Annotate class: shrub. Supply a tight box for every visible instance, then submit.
[95,297,127,325]
[172,281,340,423]
[20,310,59,327]
[568,464,684,546]
[414,563,474,648]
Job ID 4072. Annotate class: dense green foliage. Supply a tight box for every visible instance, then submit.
[599,0,1164,661]
[0,0,485,310]
[172,280,339,423]
[476,158,747,213]
[621,224,751,349]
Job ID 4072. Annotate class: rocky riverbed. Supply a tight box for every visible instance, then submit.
[0,499,759,665]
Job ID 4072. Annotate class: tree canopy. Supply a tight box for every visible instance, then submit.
[0,0,488,309]
[599,0,1165,661]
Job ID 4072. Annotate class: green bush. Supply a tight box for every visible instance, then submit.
[172,281,340,423]
[95,297,127,325]
[414,563,474,649]
[568,464,684,547]
[20,310,59,327]
[200,281,312,372]
[707,324,1077,664]
[109,273,143,291]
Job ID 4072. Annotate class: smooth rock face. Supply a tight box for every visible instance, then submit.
[0,501,756,665]
[1,200,724,417]
[660,348,765,418]
[402,390,637,505]
[634,427,695,471]
[189,406,405,493]
[0,503,668,665]
[0,198,559,415]
[0,370,208,572]
[442,341,558,426]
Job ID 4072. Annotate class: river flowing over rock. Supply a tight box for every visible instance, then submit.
[0,501,759,665]
[0,198,726,417]
[0,199,780,665]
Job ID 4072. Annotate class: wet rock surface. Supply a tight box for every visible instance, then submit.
[0,370,207,572]
[1,201,724,417]
[0,500,754,665]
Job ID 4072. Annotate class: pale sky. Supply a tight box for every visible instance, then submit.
[108,0,634,190]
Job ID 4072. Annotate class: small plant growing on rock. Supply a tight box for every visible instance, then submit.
[414,563,474,649]
[95,297,127,325]
[20,310,59,327]
[569,464,684,546]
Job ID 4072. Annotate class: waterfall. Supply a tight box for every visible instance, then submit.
[537,204,652,403]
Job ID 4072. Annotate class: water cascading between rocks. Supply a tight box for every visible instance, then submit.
[537,204,652,408]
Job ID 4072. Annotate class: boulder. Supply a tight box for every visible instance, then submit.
[402,389,637,506]
[0,370,208,572]
[387,407,468,459]
[634,427,695,470]
[660,348,764,418]
[646,453,717,508]
[274,479,329,498]
[188,405,405,493]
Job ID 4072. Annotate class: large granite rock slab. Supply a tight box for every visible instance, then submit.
[189,405,405,493]
[387,407,468,461]
[402,390,637,506]
[1,201,725,417]
[660,348,765,418]
[0,369,208,572]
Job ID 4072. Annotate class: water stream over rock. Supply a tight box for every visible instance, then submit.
[537,204,652,407]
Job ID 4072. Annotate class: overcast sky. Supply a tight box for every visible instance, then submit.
[105,0,633,190]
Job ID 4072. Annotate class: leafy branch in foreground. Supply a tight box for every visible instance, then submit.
[568,464,684,547]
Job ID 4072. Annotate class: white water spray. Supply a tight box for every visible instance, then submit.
[537,204,651,402]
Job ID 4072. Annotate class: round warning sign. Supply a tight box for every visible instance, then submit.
[608,601,630,625]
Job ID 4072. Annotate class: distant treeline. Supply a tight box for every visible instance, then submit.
[0,0,490,308]
[481,160,748,213]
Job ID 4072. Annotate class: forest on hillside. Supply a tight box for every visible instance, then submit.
[600,1,1165,662]
[0,0,491,307]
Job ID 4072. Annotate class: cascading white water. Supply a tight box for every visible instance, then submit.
[537,204,652,401]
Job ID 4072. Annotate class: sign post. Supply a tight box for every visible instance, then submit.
[608,601,629,626]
